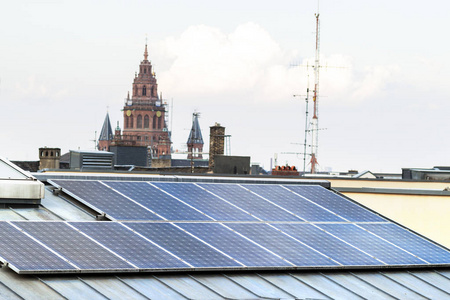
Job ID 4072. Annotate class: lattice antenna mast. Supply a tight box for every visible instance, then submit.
[310,12,320,174]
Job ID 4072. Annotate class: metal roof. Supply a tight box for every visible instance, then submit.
[1,267,450,299]
[0,162,449,298]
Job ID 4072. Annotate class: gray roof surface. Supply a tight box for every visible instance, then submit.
[1,262,450,299]
[0,165,450,299]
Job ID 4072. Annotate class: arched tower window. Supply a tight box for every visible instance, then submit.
[158,117,162,129]
[134,86,137,96]
[137,115,143,128]
[130,115,134,128]
[144,115,149,128]
[151,86,155,97]
[152,116,156,129]
[142,85,147,96]
[125,116,129,128]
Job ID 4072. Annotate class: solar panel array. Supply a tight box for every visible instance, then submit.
[0,179,447,274]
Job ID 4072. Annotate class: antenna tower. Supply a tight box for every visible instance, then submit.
[310,11,321,174]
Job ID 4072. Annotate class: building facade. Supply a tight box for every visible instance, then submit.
[98,44,171,159]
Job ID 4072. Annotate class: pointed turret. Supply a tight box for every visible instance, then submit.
[97,112,114,151]
[187,112,204,159]
[144,43,148,61]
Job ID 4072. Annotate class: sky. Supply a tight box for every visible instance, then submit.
[1,0,450,173]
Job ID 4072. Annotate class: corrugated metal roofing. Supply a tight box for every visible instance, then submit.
[1,268,450,299]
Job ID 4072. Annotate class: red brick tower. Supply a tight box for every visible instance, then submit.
[119,44,171,158]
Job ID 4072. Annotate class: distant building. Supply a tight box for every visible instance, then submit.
[402,166,450,181]
[98,43,171,159]
[214,155,250,174]
[109,145,148,167]
[272,165,299,176]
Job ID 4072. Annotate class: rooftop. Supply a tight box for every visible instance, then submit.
[0,160,449,298]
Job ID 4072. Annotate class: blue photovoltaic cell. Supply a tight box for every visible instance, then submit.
[104,181,211,221]
[317,224,425,265]
[198,184,301,221]
[0,222,77,273]
[242,184,344,222]
[51,180,161,220]
[284,185,385,222]
[178,222,292,267]
[126,222,241,268]
[273,223,381,266]
[360,223,450,264]
[152,182,257,221]
[70,222,191,269]
[13,221,136,271]
[226,223,338,266]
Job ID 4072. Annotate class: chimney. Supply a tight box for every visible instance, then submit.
[39,147,61,170]
[209,123,225,171]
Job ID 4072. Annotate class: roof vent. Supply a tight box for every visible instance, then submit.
[0,158,44,205]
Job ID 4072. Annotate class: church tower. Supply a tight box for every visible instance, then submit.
[97,112,113,151]
[187,112,204,159]
[120,43,171,158]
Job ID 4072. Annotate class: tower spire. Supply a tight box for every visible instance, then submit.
[144,43,148,61]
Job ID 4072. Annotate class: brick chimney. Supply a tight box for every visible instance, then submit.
[209,123,225,171]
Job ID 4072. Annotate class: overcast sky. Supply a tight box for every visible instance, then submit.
[1,0,449,173]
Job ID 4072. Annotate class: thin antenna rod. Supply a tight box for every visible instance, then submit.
[303,76,310,175]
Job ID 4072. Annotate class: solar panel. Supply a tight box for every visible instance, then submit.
[225,223,339,266]
[317,224,426,265]
[69,222,191,269]
[12,221,137,271]
[284,185,385,222]
[198,184,301,221]
[242,184,345,222]
[0,222,77,274]
[125,222,242,268]
[152,182,258,221]
[1,219,450,274]
[177,222,292,267]
[359,223,450,264]
[28,179,450,275]
[273,223,382,266]
[103,181,211,221]
[50,180,161,221]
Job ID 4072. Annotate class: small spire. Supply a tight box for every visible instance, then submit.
[144,43,148,61]
[127,91,130,100]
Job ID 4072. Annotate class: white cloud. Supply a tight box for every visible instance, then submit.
[158,23,289,99]
[156,24,405,112]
